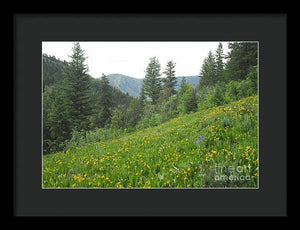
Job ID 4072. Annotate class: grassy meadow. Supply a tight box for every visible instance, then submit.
[42,95,258,188]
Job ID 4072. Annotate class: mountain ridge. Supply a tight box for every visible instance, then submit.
[105,73,200,97]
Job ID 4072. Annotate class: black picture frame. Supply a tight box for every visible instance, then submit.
[13,13,287,217]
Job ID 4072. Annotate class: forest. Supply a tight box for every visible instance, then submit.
[42,42,258,188]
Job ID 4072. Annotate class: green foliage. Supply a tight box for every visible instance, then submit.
[178,84,198,115]
[43,51,134,155]
[43,42,258,158]
[63,42,93,132]
[65,127,130,150]
[127,98,144,128]
[199,50,217,88]
[136,113,163,130]
[42,54,67,91]
[224,42,258,82]
[160,95,179,122]
[43,96,258,188]
[110,105,128,130]
[143,57,162,104]
[224,66,258,103]
[43,84,72,154]
[162,60,177,97]
[207,84,225,107]
[215,42,225,83]
[94,74,113,128]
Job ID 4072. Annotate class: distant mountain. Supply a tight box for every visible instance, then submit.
[107,74,200,97]
[107,74,143,97]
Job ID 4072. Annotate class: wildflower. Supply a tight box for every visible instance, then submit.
[211,150,217,155]
[196,134,205,145]
[187,168,191,172]
[205,155,209,163]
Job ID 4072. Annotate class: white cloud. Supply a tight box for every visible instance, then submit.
[42,41,230,79]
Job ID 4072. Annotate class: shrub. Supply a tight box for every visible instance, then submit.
[207,84,225,107]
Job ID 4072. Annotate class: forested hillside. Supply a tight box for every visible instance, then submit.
[42,54,68,91]
[43,49,134,154]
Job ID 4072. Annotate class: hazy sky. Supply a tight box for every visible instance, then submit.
[42,42,229,79]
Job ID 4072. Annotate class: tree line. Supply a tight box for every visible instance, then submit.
[43,42,258,154]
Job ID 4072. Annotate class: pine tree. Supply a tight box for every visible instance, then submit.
[139,85,146,109]
[215,43,225,83]
[224,42,258,82]
[178,83,197,115]
[95,73,113,128]
[142,57,162,104]
[46,83,72,153]
[63,42,93,132]
[180,77,187,91]
[199,50,217,89]
[162,60,177,97]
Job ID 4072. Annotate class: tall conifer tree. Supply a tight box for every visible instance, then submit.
[162,60,177,97]
[199,50,217,88]
[142,57,162,104]
[95,73,113,128]
[63,42,93,131]
[215,43,225,83]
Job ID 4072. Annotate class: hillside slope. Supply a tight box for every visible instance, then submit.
[43,95,258,188]
[107,74,143,97]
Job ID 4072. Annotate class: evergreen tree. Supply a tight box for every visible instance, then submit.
[208,84,224,106]
[63,42,93,132]
[199,50,217,89]
[178,84,197,115]
[142,57,162,104]
[138,85,147,117]
[95,73,113,128]
[111,105,127,129]
[45,83,72,153]
[180,77,187,91]
[162,60,177,97]
[215,43,225,83]
[224,42,258,82]
[42,54,68,91]
[127,98,144,128]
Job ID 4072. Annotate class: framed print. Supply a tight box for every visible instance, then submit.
[14,13,287,217]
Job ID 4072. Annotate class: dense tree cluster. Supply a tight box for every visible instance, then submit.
[43,43,133,154]
[43,42,258,155]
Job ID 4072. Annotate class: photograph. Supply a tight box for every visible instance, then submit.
[42,41,259,189]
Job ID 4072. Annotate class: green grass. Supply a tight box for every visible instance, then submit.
[43,95,258,188]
